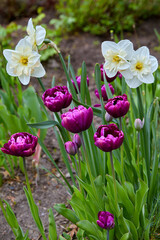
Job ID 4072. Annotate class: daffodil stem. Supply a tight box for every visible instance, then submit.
[110,151,118,212]
[119,117,124,184]
[38,78,45,92]
[107,230,109,240]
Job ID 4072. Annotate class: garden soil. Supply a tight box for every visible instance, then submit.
[0,14,160,240]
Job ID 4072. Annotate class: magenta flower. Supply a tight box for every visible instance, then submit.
[97,211,115,230]
[94,124,124,152]
[100,64,118,83]
[73,134,81,148]
[1,132,38,157]
[61,105,93,133]
[95,84,114,101]
[71,75,89,93]
[42,86,72,112]
[65,141,78,155]
[105,94,130,118]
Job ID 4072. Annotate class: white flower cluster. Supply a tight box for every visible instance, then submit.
[3,19,46,85]
[101,40,158,88]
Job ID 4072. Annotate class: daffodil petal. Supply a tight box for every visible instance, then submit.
[121,68,133,79]
[101,41,117,57]
[6,63,17,76]
[150,56,158,72]
[136,46,150,58]
[19,74,30,85]
[3,49,15,62]
[125,77,142,88]
[27,18,35,36]
[140,73,154,84]
[118,40,133,60]
[31,63,46,78]
[36,26,46,45]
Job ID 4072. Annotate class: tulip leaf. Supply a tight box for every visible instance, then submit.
[48,208,57,240]
[120,233,130,240]
[106,175,134,217]
[27,120,60,129]
[133,179,148,228]
[54,204,79,224]
[77,220,103,240]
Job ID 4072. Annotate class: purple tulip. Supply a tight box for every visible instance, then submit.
[105,94,130,118]
[73,134,81,148]
[61,105,93,133]
[71,75,89,93]
[65,141,78,155]
[94,124,124,152]
[95,84,114,101]
[97,211,115,230]
[1,132,38,157]
[100,64,118,83]
[42,86,72,112]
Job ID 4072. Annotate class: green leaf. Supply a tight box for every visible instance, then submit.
[77,220,102,240]
[48,208,57,240]
[120,233,130,240]
[133,179,148,228]
[27,120,60,129]
[54,204,79,224]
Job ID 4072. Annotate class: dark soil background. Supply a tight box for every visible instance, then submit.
[0,11,160,240]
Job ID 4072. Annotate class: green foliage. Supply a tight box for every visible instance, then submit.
[51,0,160,35]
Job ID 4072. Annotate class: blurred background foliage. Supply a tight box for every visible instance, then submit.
[1,0,160,62]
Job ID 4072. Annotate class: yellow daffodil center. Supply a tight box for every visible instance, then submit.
[135,62,143,70]
[113,55,121,63]
[20,57,28,66]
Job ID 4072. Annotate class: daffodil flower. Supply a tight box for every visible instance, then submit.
[101,40,133,78]
[26,18,46,50]
[121,46,158,88]
[3,38,45,85]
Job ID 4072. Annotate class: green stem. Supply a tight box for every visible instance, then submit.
[110,151,118,212]
[137,131,140,169]
[79,132,99,202]
[107,229,109,240]
[38,78,46,92]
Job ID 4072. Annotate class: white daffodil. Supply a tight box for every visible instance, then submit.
[3,38,45,85]
[101,39,134,78]
[122,46,158,88]
[26,18,46,50]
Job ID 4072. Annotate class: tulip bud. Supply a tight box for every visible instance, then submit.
[105,112,113,122]
[134,118,144,131]
[97,211,115,230]
[65,141,78,155]
[73,134,81,148]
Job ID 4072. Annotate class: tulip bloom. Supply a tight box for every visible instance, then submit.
[95,84,114,101]
[42,86,72,112]
[97,211,115,230]
[71,75,89,93]
[1,132,38,157]
[65,141,78,155]
[94,124,124,152]
[73,134,81,148]
[105,94,130,118]
[61,105,93,133]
